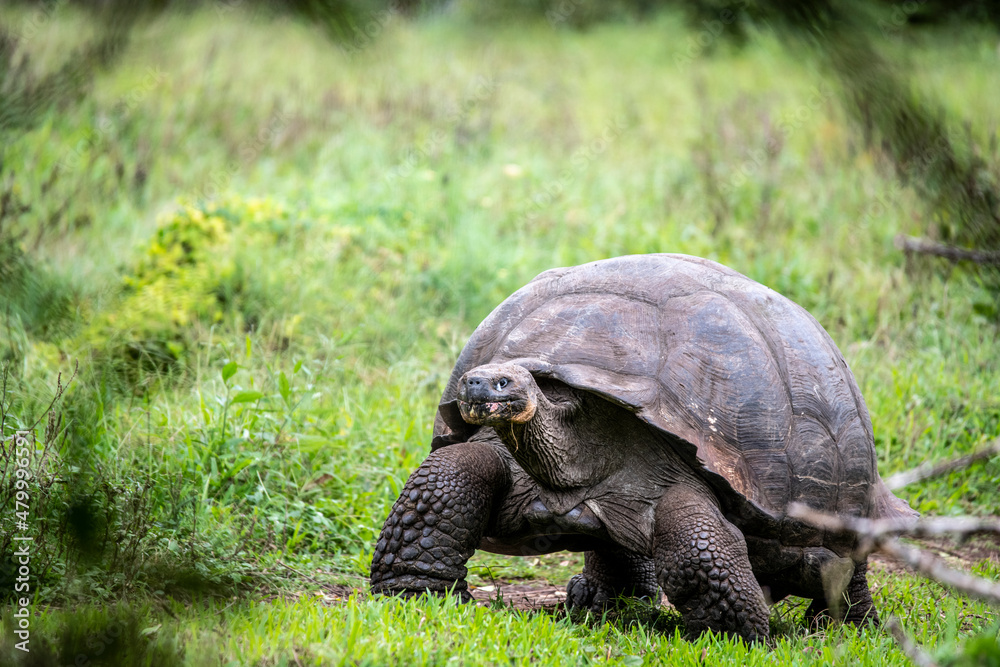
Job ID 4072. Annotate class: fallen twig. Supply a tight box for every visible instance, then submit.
[885,439,1000,490]
[886,616,939,667]
[787,504,1000,541]
[895,235,1000,265]
[276,560,354,597]
[879,540,1000,606]
[787,503,1000,606]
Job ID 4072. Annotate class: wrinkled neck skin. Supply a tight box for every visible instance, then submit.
[492,386,625,491]
[486,380,709,555]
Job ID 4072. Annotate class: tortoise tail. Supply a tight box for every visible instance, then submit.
[871,478,919,522]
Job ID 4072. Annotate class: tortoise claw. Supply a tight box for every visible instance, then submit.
[566,573,612,613]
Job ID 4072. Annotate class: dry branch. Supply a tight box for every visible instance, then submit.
[786,503,1000,606]
[885,439,1000,490]
[276,560,358,597]
[895,235,1000,265]
[787,503,1000,541]
[879,540,1000,606]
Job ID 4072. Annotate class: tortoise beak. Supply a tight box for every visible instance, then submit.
[458,374,499,403]
[457,373,535,425]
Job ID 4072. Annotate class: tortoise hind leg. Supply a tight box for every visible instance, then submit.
[370,442,511,601]
[566,547,659,613]
[654,485,770,642]
[805,560,880,629]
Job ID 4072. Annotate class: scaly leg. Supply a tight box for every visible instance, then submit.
[654,485,770,642]
[370,442,510,601]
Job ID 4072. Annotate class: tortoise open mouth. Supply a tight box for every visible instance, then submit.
[458,398,530,424]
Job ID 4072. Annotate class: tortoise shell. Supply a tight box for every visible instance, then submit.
[432,254,914,541]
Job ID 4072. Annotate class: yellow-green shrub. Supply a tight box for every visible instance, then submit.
[83,196,292,377]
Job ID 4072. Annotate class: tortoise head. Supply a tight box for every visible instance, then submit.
[457,363,538,427]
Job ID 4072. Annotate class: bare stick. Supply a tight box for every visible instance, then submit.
[787,503,1000,541]
[885,438,1000,490]
[277,559,338,594]
[276,560,365,596]
[886,616,939,667]
[895,234,1000,265]
[880,540,1000,606]
[788,504,1000,606]
[27,360,80,433]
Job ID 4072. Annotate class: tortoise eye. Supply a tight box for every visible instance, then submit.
[497,378,508,390]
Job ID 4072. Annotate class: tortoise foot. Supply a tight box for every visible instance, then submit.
[567,548,660,613]
[566,573,613,613]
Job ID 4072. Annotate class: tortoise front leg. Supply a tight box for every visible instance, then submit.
[654,485,770,642]
[370,442,511,601]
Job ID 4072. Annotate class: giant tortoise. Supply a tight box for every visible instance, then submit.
[370,254,916,641]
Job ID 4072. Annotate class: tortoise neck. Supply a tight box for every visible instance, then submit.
[494,391,563,453]
[493,389,609,490]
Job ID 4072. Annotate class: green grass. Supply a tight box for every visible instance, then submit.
[0,3,998,665]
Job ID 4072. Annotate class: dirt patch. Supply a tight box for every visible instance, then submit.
[469,581,567,610]
[918,533,1000,566]
[468,581,675,612]
[324,584,362,602]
